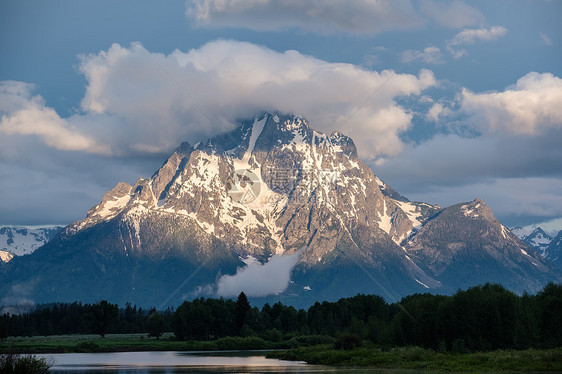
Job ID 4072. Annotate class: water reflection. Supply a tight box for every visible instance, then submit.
[38,350,539,374]
[40,350,327,373]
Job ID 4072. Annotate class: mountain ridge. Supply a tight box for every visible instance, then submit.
[1,113,560,307]
[512,226,562,270]
[0,226,63,262]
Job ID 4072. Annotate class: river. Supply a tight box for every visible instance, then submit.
[38,350,332,373]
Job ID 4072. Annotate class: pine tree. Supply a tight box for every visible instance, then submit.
[235,292,251,334]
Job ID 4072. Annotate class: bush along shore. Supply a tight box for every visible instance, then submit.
[267,344,562,371]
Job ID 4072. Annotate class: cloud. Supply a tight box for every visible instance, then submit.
[0,279,37,314]
[447,26,507,58]
[0,40,437,226]
[461,72,562,135]
[375,133,562,223]
[402,46,445,64]
[520,218,562,237]
[374,72,562,224]
[426,102,451,122]
[185,0,423,34]
[449,26,508,45]
[0,81,110,155]
[77,40,436,159]
[419,0,484,29]
[539,32,552,46]
[216,253,300,297]
[375,73,562,223]
[0,152,161,226]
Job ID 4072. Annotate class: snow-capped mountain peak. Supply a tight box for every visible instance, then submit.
[1,112,559,306]
[64,113,437,260]
[0,226,63,261]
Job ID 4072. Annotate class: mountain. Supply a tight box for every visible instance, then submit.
[544,231,562,269]
[0,226,63,262]
[512,226,562,270]
[0,113,560,307]
[514,227,553,257]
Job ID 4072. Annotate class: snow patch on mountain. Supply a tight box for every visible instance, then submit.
[395,200,422,228]
[0,226,63,260]
[461,202,480,218]
[378,200,392,234]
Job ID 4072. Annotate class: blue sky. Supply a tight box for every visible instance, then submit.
[1,0,561,233]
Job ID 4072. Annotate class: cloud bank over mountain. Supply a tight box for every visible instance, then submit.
[1,0,561,231]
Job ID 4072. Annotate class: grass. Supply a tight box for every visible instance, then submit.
[0,352,52,373]
[267,344,562,371]
[0,333,282,354]
[2,333,193,353]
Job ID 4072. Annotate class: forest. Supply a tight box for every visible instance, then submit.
[1,282,560,352]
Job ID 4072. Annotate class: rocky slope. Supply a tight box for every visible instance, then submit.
[513,227,562,270]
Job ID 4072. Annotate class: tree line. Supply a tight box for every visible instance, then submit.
[0,301,172,339]
[1,283,561,351]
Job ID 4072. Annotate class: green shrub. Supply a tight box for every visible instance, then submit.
[262,328,283,342]
[0,353,52,373]
[216,336,269,350]
[75,341,100,352]
[296,335,335,346]
[334,334,362,350]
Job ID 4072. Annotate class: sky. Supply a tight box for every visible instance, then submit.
[1,0,561,233]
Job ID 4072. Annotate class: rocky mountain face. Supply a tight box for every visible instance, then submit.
[0,226,62,262]
[513,227,562,270]
[545,231,562,269]
[1,113,560,307]
[0,250,13,263]
[514,227,553,256]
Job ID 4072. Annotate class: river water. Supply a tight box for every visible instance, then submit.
[38,350,345,373]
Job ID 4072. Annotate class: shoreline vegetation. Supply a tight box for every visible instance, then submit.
[268,345,562,371]
[1,283,561,371]
[0,334,561,371]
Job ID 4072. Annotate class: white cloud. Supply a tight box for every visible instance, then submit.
[426,102,451,122]
[447,26,507,58]
[0,40,437,226]
[520,218,562,237]
[449,26,508,45]
[402,46,445,64]
[186,0,423,34]
[0,82,110,154]
[375,133,562,223]
[375,73,562,222]
[216,253,300,297]
[419,0,483,29]
[414,177,562,222]
[77,40,436,159]
[539,32,552,46]
[461,72,562,135]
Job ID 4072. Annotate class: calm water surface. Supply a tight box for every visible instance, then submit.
[39,350,518,374]
[39,350,333,373]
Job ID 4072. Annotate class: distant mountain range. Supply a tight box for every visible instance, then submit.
[512,227,562,270]
[0,226,62,262]
[1,113,560,308]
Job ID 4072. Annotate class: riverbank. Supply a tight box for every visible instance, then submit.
[267,345,562,371]
[3,334,561,371]
[0,333,281,353]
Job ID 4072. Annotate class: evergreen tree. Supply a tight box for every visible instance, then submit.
[235,292,251,334]
[147,312,166,339]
